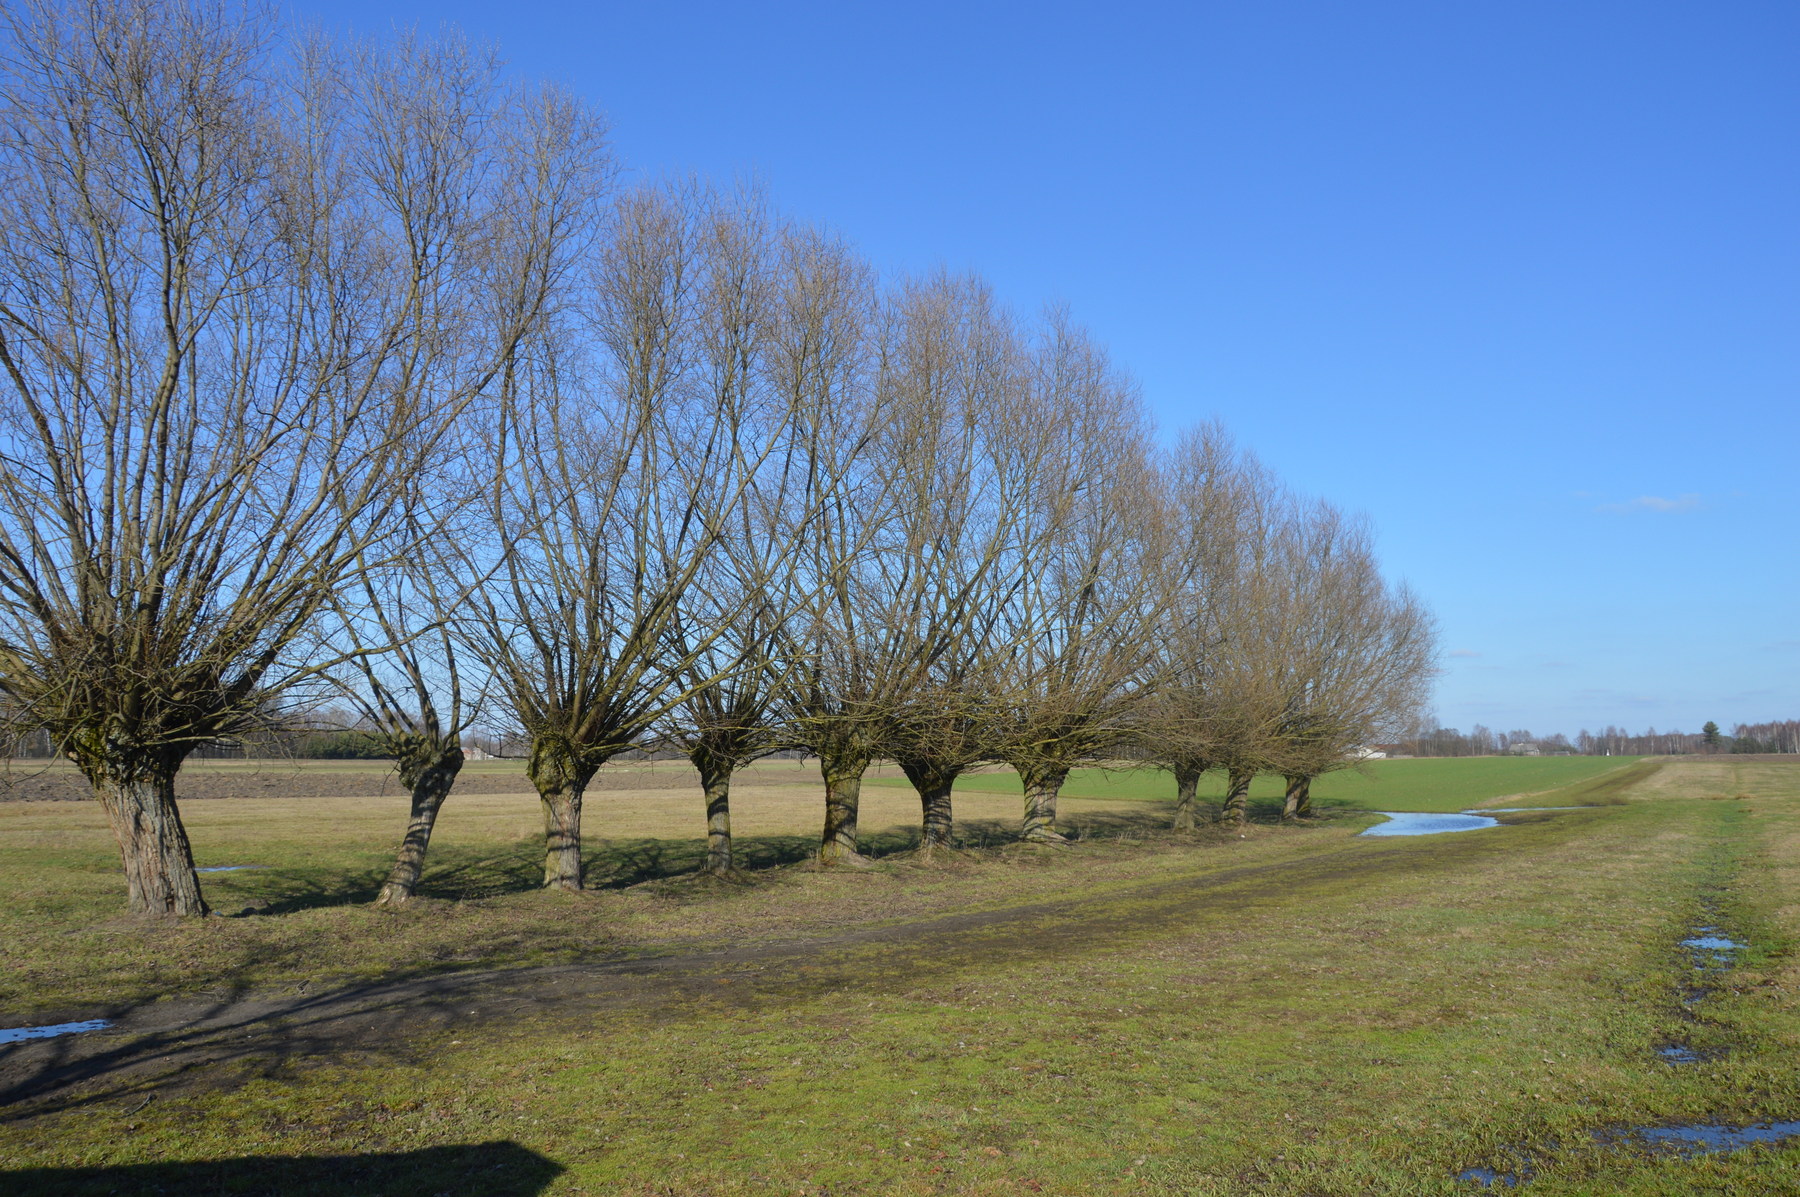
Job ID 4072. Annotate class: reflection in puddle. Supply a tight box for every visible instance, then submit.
[196,865,263,873]
[1360,811,1499,837]
[1656,1045,1701,1065]
[1680,936,1745,951]
[0,1019,111,1044]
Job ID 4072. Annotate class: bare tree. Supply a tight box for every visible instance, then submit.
[1262,504,1437,818]
[658,192,823,877]
[989,320,1173,842]
[315,33,608,906]
[0,1,496,914]
[466,182,796,890]
[1142,430,1294,829]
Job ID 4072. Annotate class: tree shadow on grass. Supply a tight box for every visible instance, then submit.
[0,1140,561,1196]
[224,795,1305,913]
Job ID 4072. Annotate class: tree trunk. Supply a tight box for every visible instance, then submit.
[1016,759,1070,842]
[898,758,958,855]
[694,750,735,876]
[528,738,597,890]
[376,742,465,906]
[1283,774,1313,820]
[1171,762,1205,831]
[1288,774,1317,820]
[91,762,208,917]
[1219,766,1253,827]
[816,743,872,865]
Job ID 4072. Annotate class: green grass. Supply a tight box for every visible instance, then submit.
[3,756,1799,1195]
[869,754,1649,814]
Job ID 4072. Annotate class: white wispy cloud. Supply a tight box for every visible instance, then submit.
[1596,493,1701,514]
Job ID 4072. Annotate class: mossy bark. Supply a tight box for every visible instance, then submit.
[376,739,465,906]
[1171,762,1206,831]
[817,748,871,860]
[1219,766,1254,826]
[71,740,207,917]
[1015,759,1070,842]
[528,738,598,890]
[898,758,958,854]
[1282,774,1313,820]
[692,747,736,876]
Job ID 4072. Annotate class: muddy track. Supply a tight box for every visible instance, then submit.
[0,814,1590,1118]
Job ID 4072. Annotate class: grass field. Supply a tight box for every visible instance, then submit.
[869,754,1650,814]
[2,755,1798,1194]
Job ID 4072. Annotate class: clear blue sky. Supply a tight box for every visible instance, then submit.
[290,0,1800,737]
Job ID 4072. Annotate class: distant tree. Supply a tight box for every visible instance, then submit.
[1702,721,1721,752]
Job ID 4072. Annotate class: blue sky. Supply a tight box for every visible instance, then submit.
[290,0,1800,736]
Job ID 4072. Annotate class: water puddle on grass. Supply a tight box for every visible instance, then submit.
[1359,812,1499,837]
[0,1019,111,1044]
[1458,1121,1800,1187]
[1599,1120,1800,1156]
[196,865,265,873]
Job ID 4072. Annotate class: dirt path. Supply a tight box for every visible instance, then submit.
[0,816,1579,1119]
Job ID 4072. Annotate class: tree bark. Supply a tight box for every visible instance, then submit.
[694,750,735,876]
[87,755,208,917]
[898,758,958,855]
[376,742,465,906]
[1171,762,1205,831]
[1016,759,1070,842]
[1219,766,1253,827]
[528,739,597,890]
[1282,774,1313,820]
[817,745,872,865]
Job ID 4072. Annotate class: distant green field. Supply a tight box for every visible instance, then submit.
[869,754,1648,815]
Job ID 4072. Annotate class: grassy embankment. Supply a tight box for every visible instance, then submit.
[2,755,1797,1194]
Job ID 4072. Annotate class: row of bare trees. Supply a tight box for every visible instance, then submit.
[0,1,1436,916]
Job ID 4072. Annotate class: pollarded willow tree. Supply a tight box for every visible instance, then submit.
[658,194,837,877]
[323,34,609,906]
[988,316,1176,842]
[1141,430,1299,829]
[1262,504,1436,819]
[0,0,524,914]
[466,182,804,890]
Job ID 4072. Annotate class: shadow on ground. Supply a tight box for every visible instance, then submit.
[233,804,1223,914]
[0,1140,562,1196]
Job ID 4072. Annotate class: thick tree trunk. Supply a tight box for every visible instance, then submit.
[1274,774,1317,820]
[817,747,872,865]
[1171,762,1205,831]
[528,738,597,890]
[376,743,465,906]
[898,758,958,855]
[694,750,735,876]
[1219,766,1254,827]
[1283,774,1313,821]
[90,761,208,917]
[1016,759,1070,843]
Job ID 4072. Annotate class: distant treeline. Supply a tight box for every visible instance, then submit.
[1396,720,1800,757]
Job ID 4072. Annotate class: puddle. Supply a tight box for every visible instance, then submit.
[0,1019,111,1044]
[1600,1119,1800,1157]
[1360,811,1499,837]
[1656,1045,1702,1065]
[1456,1165,1525,1188]
[1460,1120,1800,1186]
[1680,936,1745,951]
[196,865,263,873]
